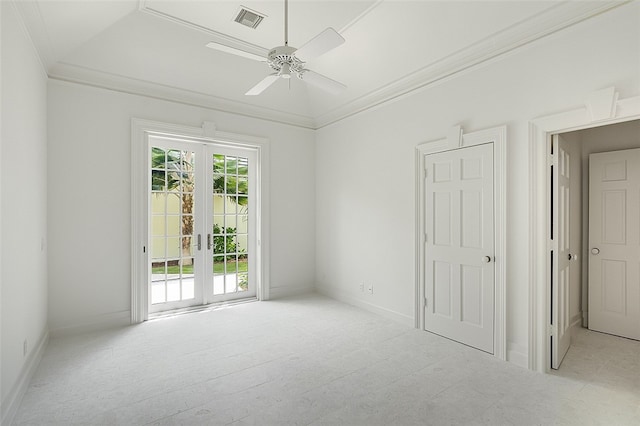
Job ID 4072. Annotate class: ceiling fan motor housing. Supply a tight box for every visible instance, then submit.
[267,45,305,78]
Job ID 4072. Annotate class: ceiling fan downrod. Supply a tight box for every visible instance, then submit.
[284,0,288,46]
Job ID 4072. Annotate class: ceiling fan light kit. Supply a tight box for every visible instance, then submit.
[268,46,303,78]
[206,0,347,96]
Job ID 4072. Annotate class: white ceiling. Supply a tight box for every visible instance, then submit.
[15,0,625,128]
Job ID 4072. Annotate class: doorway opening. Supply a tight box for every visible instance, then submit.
[529,89,640,373]
[148,136,258,315]
[549,120,640,370]
[131,119,270,323]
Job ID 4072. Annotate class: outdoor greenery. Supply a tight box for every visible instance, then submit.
[151,260,248,275]
[213,224,247,261]
[213,154,249,206]
[151,148,249,289]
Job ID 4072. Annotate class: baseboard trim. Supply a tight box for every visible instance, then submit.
[268,284,315,299]
[50,310,131,337]
[570,315,582,330]
[316,285,414,327]
[507,342,528,369]
[1,329,49,426]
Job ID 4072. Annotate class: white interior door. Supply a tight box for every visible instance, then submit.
[551,134,574,369]
[424,143,494,354]
[588,148,640,340]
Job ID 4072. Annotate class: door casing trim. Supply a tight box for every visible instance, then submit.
[415,125,507,361]
[528,88,640,372]
[131,118,270,323]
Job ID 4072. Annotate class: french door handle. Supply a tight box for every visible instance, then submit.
[207,234,212,250]
[197,234,202,251]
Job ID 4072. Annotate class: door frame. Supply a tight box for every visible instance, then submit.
[415,125,507,361]
[130,118,271,323]
[528,87,640,372]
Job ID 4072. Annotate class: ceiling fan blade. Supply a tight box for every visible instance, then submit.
[206,42,265,62]
[294,28,345,62]
[245,74,280,96]
[300,70,346,95]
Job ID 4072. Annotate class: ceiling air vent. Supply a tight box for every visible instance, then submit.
[234,6,266,29]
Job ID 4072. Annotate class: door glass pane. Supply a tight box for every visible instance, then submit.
[213,215,224,230]
[213,154,224,173]
[238,272,248,292]
[149,145,196,305]
[213,195,225,214]
[237,215,248,234]
[238,177,248,195]
[237,157,248,176]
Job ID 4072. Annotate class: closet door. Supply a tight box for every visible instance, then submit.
[589,148,640,340]
[424,143,495,354]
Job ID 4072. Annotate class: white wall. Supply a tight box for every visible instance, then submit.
[47,81,316,332]
[564,119,640,327]
[315,2,640,364]
[1,2,49,422]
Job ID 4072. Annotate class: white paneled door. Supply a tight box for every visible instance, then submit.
[149,136,257,314]
[589,148,640,340]
[551,134,574,369]
[424,143,494,353]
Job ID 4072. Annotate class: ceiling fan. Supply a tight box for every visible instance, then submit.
[206,0,347,96]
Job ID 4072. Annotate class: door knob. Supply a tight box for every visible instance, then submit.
[591,248,600,255]
[482,256,492,263]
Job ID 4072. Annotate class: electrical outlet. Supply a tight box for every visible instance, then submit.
[23,340,28,357]
[359,282,364,292]
[367,284,373,295]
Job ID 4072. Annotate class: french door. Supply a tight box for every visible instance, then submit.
[148,135,257,314]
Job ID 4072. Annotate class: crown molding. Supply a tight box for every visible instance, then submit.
[313,0,629,129]
[11,0,54,74]
[48,62,316,129]
[337,0,383,34]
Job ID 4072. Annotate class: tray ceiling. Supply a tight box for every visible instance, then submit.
[15,0,626,128]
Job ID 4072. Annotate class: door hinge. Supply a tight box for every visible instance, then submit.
[143,246,146,253]
[548,324,557,337]
[424,297,428,308]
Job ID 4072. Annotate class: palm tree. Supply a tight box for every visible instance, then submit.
[152,148,194,263]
